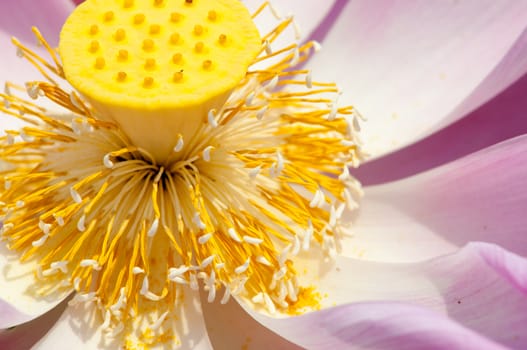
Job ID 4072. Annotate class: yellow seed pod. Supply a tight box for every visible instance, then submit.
[59,0,261,162]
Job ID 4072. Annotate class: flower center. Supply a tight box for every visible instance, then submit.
[1,0,365,348]
[59,0,261,163]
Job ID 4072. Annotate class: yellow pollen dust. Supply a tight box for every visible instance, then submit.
[59,0,260,162]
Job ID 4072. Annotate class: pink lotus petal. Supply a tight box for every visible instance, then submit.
[307,0,527,158]
[33,292,213,349]
[0,244,70,328]
[0,297,68,349]
[0,300,31,330]
[252,302,507,350]
[246,243,527,349]
[0,0,74,84]
[345,134,527,262]
[354,72,527,185]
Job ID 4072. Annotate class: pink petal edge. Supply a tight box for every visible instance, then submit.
[0,243,71,329]
[307,0,527,159]
[346,134,527,262]
[0,0,74,84]
[0,297,69,350]
[353,72,527,185]
[244,242,527,349]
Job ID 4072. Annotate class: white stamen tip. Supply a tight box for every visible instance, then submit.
[243,235,263,245]
[80,259,101,270]
[147,218,159,237]
[207,109,218,128]
[77,214,86,232]
[198,232,213,244]
[32,234,49,247]
[202,146,214,162]
[200,255,215,269]
[70,187,82,204]
[103,154,114,168]
[228,227,242,242]
[132,266,145,275]
[193,212,207,230]
[256,256,273,267]
[235,257,251,274]
[174,134,184,152]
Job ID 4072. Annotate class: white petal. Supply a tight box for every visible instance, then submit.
[344,135,527,262]
[308,0,527,158]
[34,291,213,349]
[0,243,70,328]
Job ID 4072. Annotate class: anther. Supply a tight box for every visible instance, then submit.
[89,24,99,35]
[134,13,145,24]
[173,71,183,82]
[170,33,180,45]
[195,41,204,53]
[172,53,182,63]
[143,39,155,51]
[202,60,212,70]
[143,76,154,87]
[117,49,129,60]
[149,24,161,35]
[208,10,217,21]
[194,25,204,36]
[89,40,100,53]
[95,57,105,69]
[123,0,134,7]
[185,0,193,4]
[154,0,164,6]
[117,71,127,82]
[145,58,156,70]
[103,11,115,22]
[170,12,182,23]
[115,28,126,41]
[218,34,227,45]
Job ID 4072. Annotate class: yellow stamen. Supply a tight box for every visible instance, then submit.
[1,0,365,348]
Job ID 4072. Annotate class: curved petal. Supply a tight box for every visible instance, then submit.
[200,290,302,350]
[353,72,527,185]
[253,302,506,350]
[0,243,70,328]
[0,297,69,350]
[246,243,527,349]
[307,0,527,158]
[0,0,74,84]
[345,134,527,263]
[33,291,213,349]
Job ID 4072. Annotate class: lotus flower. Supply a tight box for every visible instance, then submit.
[1,0,527,349]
